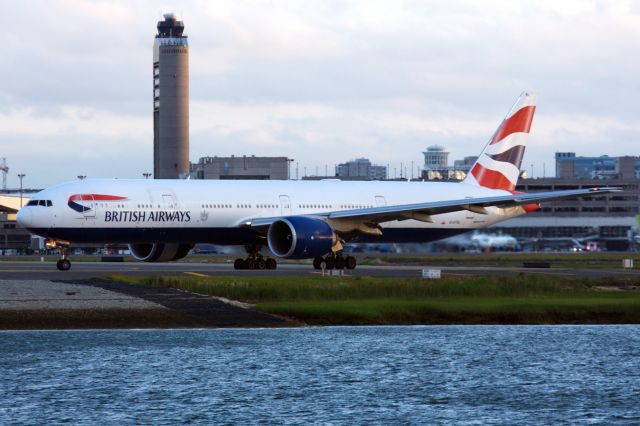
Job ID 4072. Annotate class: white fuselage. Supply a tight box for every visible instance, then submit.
[17,179,525,245]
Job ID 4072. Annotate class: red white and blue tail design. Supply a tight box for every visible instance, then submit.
[464,91,537,191]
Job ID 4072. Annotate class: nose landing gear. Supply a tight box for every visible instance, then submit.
[46,239,72,271]
[57,257,71,271]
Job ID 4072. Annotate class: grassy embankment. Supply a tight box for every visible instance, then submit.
[111,274,640,325]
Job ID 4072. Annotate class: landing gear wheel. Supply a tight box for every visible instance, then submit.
[313,257,323,270]
[345,256,357,270]
[257,258,266,270]
[234,258,246,270]
[266,258,277,270]
[323,256,335,270]
[334,256,346,270]
[247,259,256,270]
[56,259,71,271]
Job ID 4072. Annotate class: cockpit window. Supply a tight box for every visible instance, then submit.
[26,199,52,207]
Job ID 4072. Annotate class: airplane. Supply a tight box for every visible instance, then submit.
[16,92,619,271]
[438,231,520,252]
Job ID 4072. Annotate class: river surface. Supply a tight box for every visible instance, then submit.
[1,326,639,424]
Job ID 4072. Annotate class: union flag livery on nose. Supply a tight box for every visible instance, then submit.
[464,92,537,192]
[68,194,128,213]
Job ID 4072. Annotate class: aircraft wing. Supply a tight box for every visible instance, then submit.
[244,187,620,231]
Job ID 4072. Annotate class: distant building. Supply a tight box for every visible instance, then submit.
[335,158,387,180]
[0,194,33,253]
[190,156,290,180]
[421,146,477,181]
[555,152,640,179]
[453,156,478,173]
[422,145,449,171]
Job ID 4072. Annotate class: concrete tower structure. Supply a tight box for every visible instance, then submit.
[153,13,189,179]
[422,145,449,170]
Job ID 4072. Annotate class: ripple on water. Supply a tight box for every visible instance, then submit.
[1,325,639,424]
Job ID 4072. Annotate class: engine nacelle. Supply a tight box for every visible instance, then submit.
[128,243,193,262]
[267,217,335,259]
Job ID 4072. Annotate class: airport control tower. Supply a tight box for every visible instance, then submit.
[153,13,189,179]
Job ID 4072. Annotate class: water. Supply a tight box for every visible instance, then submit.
[1,326,639,424]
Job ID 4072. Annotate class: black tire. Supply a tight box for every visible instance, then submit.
[247,259,256,270]
[323,256,335,270]
[234,258,245,270]
[313,257,323,270]
[257,258,266,270]
[345,256,357,270]
[57,259,71,271]
[334,256,346,269]
[266,258,277,270]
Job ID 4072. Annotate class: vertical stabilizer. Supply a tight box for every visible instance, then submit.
[463,91,537,191]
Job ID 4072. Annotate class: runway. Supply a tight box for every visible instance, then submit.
[1,260,639,280]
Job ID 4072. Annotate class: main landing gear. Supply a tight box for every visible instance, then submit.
[313,252,357,270]
[234,244,277,270]
[46,239,71,271]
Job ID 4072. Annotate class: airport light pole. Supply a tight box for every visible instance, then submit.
[17,174,25,208]
[287,159,294,180]
[143,172,152,179]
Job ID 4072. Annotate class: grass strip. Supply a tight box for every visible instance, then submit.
[4,251,640,269]
[109,274,640,325]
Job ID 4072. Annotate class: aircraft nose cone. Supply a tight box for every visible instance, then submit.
[16,208,32,228]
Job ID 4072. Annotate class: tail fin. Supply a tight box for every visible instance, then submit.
[463,91,537,191]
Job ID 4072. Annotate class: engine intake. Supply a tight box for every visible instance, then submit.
[128,243,193,262]
[267,217,335,259]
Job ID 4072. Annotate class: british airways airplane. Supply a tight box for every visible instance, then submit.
[16,92,617,271]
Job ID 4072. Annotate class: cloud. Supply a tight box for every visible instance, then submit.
[1,0,639,186]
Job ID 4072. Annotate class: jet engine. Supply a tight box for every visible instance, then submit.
[267,217,336,259]
[128,243,194,262]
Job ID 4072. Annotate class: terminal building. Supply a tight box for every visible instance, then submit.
[555,152,640,180]
[491,177,639,250]
[0,194,34,253]
[190,156,291,180]
[335,158,387,180]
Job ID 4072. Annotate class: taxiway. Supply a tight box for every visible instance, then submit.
[1,260,639,280]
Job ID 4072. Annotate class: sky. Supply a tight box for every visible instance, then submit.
[1,0,639,188]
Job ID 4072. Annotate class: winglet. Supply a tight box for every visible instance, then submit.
[463,91,537,191]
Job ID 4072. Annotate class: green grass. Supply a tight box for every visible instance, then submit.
[109,274,640,325]
[357,252,640,269]
[259,295,640,325]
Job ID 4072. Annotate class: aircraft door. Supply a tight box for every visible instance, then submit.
[162,194,177,210]
[148,188,177,209]
[279,195,291,216]
[375,196,387,207]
